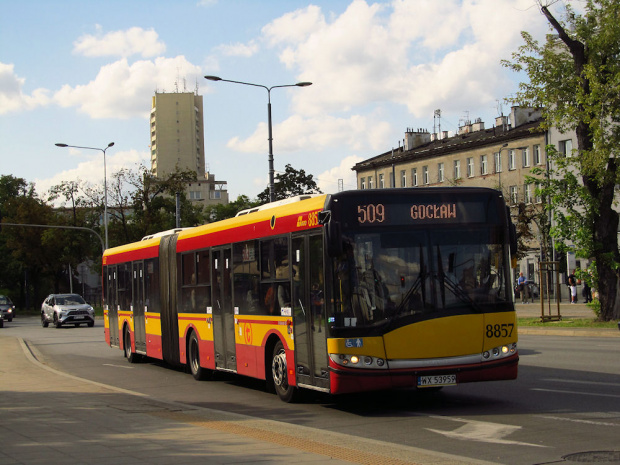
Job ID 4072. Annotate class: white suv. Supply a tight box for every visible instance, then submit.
[41,294,95,328]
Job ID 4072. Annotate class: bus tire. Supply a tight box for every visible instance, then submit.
[124,327,138,363]
[188,331,211,381]
[271,340,299,403]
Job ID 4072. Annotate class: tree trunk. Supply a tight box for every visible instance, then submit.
[590,159,620,321]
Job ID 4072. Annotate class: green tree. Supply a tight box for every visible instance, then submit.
[105,165,206,245]
[204,195,260,222]
[503,0,620,320]
[257,164,322,204]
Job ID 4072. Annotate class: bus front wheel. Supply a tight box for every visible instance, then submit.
[271,340,299,403]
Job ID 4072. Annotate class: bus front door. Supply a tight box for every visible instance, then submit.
[292,234,329,391]
[212,247,236,371]
[132,261,146,353]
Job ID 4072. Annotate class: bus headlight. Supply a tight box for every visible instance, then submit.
[483,343,517,362]
[330,354,388,369]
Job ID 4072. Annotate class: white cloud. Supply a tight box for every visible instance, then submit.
[0,62,50,114]
[226,113,392,154]
[73,27,166,58]
[316,155,364,194]
[53,56,203,119]
[261,5,326,46]
[261,0,547,122]
[215,41,259,57]
[35,149,149,201]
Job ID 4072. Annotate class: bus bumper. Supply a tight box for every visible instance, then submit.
[329,354,519,395]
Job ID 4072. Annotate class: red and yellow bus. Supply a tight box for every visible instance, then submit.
[103,187,518,402]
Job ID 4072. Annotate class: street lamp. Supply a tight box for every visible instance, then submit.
[55,142,114,249]
[205,75,312,203]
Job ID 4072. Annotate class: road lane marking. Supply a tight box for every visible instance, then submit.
[102,363,134,369]
[542,378,620,388]
[426,417,547,448]
[531,388,620,399]
[535,415,619,427]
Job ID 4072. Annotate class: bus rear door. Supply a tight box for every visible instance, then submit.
[212,247,236,371]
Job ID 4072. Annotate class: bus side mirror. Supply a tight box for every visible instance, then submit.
[320,211,343,257]
[509,222,517,257]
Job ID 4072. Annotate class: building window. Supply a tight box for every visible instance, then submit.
[494,151,502,173]
[508,149,516,170]
[509,185,518,205]
[535,182,543,203]
[379,174,385,189]
[368,176,373,189]
[189,191,202,200]
[412,169,418,187]
[423,166,430,184]
[524,183,532,204]
[467,157,474,177]
[454,160,461,179]
[533,145,542,165]
[437,163,444,182]
[360,177,366,190]
[480,155,488,175]
[559,139,573,157]
[401,170,406,187]
[522,148,530,167]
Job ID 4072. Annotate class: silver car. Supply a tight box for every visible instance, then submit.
[41,294,95,328]
[0,295,15,323]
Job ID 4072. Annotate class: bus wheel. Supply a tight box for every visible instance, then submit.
[124,328,138,363]
[188,332,210,381]
[271,340,299,403]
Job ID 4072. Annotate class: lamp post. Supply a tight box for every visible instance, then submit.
[205,75,312,203]
[55,142,114,249]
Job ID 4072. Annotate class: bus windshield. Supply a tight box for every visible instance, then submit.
[331,226,511,331]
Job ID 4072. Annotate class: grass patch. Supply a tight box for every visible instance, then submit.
[518,317,618,329]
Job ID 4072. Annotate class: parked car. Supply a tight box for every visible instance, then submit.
[0,295,15,322]
[41,294,95,328]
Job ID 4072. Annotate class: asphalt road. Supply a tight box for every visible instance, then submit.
[2,316,619,465]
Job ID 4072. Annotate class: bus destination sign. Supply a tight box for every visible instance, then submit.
[354,199,491,226]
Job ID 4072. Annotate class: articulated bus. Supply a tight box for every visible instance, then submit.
[103,187,518,402]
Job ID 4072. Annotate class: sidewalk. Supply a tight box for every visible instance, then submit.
[0,336,499,465]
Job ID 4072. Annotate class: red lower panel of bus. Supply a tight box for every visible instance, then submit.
[146,334,162,359]
[329,355,519,394]
[236,343,262,378]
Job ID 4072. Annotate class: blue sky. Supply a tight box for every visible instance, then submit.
[1,0,561,202]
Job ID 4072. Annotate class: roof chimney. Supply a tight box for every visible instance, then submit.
[404,128,431,150]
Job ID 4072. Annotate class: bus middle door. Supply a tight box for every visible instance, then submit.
[292,234,329,391]
[212,247,236,371]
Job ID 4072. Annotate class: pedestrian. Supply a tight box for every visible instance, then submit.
[517,271,528,304]
[582,281,592,303]
[567,271,577,304]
